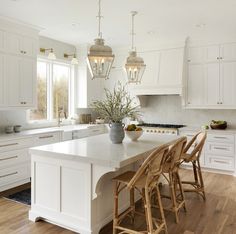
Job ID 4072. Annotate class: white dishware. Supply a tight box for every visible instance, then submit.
[125,130,143,141]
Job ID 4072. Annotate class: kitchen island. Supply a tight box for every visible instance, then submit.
[29,133,178,234]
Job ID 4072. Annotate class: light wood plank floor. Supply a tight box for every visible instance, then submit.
[1,169,236,234]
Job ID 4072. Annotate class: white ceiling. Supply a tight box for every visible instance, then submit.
[1,0,236,46]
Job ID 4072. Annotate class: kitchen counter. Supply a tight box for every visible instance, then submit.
[179,126,236,134]
[29,133,179,234]
[0,124,104,141]
[29,133,178,168]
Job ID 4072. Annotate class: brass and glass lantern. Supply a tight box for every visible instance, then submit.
[125,11,146,84]
[87,0,115,80]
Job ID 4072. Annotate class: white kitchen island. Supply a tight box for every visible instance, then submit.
[29,133,178,234]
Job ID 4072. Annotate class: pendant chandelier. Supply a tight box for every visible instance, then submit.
[87,0,115,80]
[125,11,146,84]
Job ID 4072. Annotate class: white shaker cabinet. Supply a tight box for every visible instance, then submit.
[0,18,39,109]
[186,43,236,109]
[6,32,37,58]
[220,61,236,106]
[205,62,220,106]
[187,64,205,106]
[6,55,36,107]
[220,43,236,61]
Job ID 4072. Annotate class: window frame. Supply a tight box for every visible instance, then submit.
[28,58,75,124]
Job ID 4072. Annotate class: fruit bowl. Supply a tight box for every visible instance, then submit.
[125,130,143,141]
[210,120,227,130]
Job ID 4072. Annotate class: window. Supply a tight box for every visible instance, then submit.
[29,59,74,121]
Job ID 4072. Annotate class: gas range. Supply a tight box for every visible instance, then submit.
[137,123,185,135]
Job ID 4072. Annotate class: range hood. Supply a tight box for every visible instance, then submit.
[129,46,185,96]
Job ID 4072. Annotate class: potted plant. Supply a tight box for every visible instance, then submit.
[91,83,139,143]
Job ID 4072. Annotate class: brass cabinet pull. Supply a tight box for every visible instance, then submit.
[0,156,18,161]
[0,143,18,148]
[39,135,54,139]
[213,147,229,151]
[213,136,228,139]
[0,171,18,178]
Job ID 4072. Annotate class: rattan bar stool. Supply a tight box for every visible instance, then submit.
[160,137,187,224]
[112,143,171,234]
[180,132,207,200]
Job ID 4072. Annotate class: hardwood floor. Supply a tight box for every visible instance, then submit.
[1,169,236,234]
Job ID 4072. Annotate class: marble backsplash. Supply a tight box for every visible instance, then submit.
[140,95,236,129]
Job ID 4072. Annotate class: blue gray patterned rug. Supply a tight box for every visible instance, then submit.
[6,188,31,205]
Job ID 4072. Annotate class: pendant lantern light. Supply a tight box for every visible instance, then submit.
[87,0,115,80]
[125,11,146,84]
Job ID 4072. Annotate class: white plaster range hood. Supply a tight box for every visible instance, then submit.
[128,46,185,96]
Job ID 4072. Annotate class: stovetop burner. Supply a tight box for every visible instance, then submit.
[138,123,185,129]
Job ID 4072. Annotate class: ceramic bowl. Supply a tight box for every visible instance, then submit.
[125,130,143,141]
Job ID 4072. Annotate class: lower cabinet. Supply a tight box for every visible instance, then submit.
[0,131,62,192]
[180,131,235,173]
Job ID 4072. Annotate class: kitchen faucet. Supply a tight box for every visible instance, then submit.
[58,107,67,127]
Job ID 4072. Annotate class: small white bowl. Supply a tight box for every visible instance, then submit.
[125,130,143,141]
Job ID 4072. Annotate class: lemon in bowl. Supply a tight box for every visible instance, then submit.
[125,125,143,141]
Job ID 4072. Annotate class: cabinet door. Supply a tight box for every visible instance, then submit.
[205,45,220,62]
[220,43,236,61]
[22,37,38,57]
[6,55,36,107]
[187,64,205,106]
[19,58,36,107]
[0,54,5,106]
[220,61,236,106]
[158,48,184,86]
[205,62,220,105]
[188,47,205,63]
[6,55,21,106]
[6,32,21,55]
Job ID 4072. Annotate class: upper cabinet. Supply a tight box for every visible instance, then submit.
[185,43,236,109]
[6,32,37,57]
[0,18,39,109]
[129,47,184,95]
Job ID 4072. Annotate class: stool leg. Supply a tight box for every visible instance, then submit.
[142,188,150,233]
[145,187,154,233]
[130,187,135,223]
[197,159,206,201]
[113,181,119,234]
[192,161,198,184]
[156,186,168,234]
[176,171,187,212]
[169,172,179,223]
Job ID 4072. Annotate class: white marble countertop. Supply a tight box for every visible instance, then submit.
[29,134,179,168]
[179,126,236,134]
[0,124,105,141]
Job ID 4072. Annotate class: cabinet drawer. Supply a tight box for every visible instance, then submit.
[207,134,234,143]
[0,149,29,169]
[34,132,61,146]
[205,155,234,171]
[0,164,30,187]
[206,142,234,156]
[0,137,34,153]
